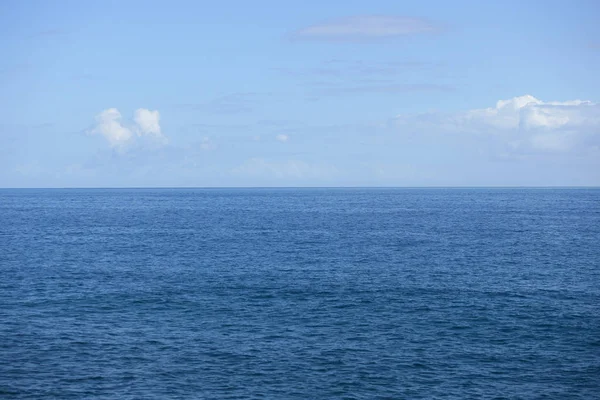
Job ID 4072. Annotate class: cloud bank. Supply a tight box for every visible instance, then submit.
[394,95,600,154]
[90,108,167,149]
[292,15,439,41]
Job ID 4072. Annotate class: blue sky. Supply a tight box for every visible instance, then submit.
[1,0,599,187]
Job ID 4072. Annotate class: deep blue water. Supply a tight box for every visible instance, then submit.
[1,188,599,399]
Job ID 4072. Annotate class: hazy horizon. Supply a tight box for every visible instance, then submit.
[1,186,600,191]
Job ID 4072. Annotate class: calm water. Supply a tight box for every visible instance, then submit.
[1,188,599,399]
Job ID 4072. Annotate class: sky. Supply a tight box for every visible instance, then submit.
[1,0,599,187]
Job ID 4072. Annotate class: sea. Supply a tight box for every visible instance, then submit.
[0,188,599,399]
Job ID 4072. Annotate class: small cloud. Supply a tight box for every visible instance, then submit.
[276,134,289,142]
[134,109,162,137]
[291,15,440,42]
[89,108,167,149]
[90,108,133,149]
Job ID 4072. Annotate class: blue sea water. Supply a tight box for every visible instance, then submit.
[0,188,599,399]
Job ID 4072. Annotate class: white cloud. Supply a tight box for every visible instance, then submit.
[292,15,439,41]
[90,108,133,148]
[454,95,542,130]
[90,108,167,149]
[394,95,600,153]
[275,134,289,142]
[134,108,161,137]
[451,95,596,132]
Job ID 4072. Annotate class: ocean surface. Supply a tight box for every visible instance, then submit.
[1,188,599,399]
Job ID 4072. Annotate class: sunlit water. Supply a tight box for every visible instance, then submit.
[1,188,599,399]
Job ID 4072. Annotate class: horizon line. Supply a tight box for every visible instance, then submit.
[1,186,599,190]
